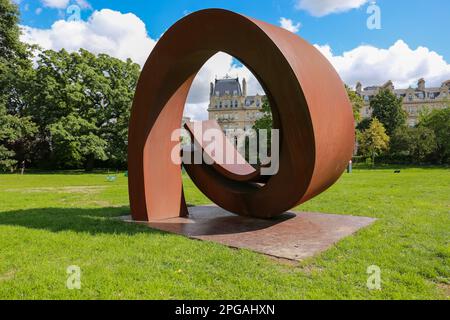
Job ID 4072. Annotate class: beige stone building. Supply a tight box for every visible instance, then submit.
[358,79,450,126]
[208,76,266,131]
[208,76,450,130]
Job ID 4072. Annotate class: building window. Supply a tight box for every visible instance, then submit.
[364,96,369,102]
[215,91,220,96]
[234,100,238,108]
[233,90,238,96]
[225,90,230,95]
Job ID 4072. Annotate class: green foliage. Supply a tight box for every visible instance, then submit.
[252,98,273,162]
[0,0,28,61]
[0,0,38,171]
[356,117,372,132]
[358,118,390,165]
[252,98,272,131]
[0,145,15,171]
[27,49,140,169]
[390,126,437,163]
[48,114,108,169]
[346,85,364,123]
[0,0,34,111]
[370,89,407,136]
[419,107,450,164]
[0,104,37,171]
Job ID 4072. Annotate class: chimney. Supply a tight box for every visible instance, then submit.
[418,78,425,91]
[210,82,214,97]
[356,82,362,94]
[242,78,247,97]
[383,80,394,91]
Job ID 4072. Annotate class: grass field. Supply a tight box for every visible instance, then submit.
[0,167,449,300]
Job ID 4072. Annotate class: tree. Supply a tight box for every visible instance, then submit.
[27,49,140,169]
[48,114,107,169]
[370,89,407,136]
[0,0,28,61]
[0,0,34,113]
[358,118,390,166]
[419,108,450,164]
[0,104,37,171]
[356,117,372,132]
[390,127,437,163]
[346,85,364,123]
[0,0,37,171]
[252,98,273,161]
[253,98,272,132]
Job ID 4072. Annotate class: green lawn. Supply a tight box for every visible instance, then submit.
[0,167,448,300]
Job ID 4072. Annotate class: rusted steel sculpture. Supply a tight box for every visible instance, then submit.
[128,9,355,222]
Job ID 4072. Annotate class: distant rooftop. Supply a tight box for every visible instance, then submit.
[212,76,242,97]
[359,79,450,93]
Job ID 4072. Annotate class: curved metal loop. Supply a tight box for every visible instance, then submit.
[128,9,355,221]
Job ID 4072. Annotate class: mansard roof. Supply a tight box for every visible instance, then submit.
[213,77,242,97]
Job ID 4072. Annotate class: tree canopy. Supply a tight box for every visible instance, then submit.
[26,49,140,170]
[419,108,450,164]
[390,126,437,163]
[358,118,390,165]
[0,0,37,171]
[0,1,140,171]
[370,89,407,136]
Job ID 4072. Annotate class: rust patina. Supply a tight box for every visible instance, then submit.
[128,9,355,221]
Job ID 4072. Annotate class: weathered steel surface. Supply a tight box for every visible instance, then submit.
[183,120,263,183]
[128,9,355,221]
[120,206,376,261]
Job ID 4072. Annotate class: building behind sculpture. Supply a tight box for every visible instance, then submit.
[358,79,450,126]
[208,76,450,130]
[208,76,265,131]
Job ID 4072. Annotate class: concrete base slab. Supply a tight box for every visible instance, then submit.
[119,205,376,261]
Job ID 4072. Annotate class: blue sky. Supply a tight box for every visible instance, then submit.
[14,0,450,119]
[17,0,450,60]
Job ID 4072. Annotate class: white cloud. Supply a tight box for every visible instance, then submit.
[21,9,157,66]
[35,8,43,15]
[20,9,264,120]
[279,17,301,33]
[296,0,369,17]
[314,40,450,88]
[20,9,450,121]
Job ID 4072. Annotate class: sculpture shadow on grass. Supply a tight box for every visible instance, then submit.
[0,207,164,236]
[0,206,294,237]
